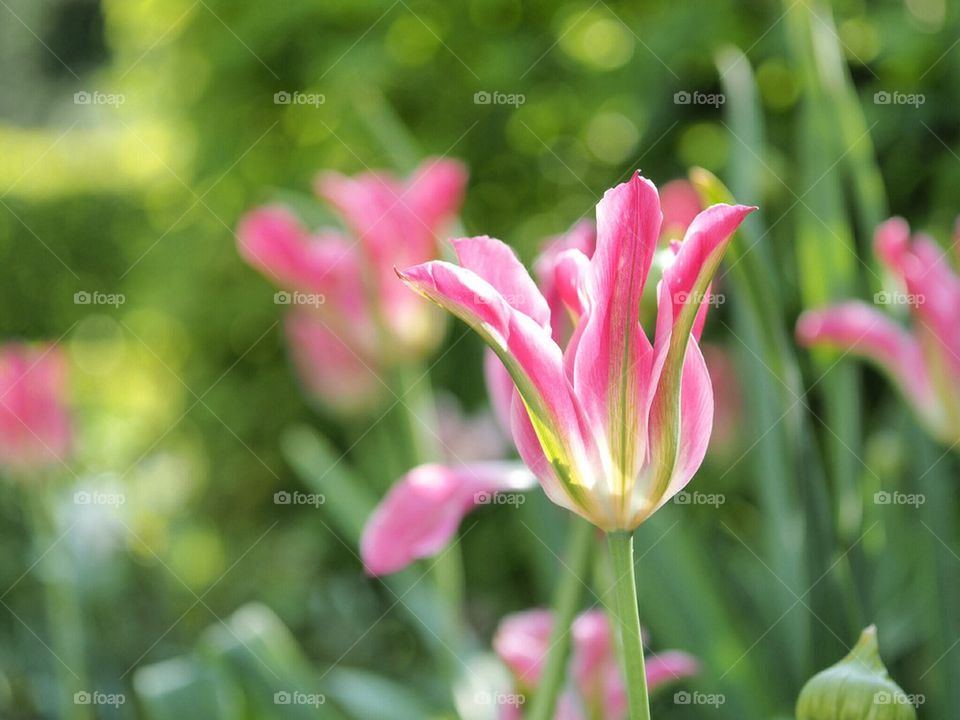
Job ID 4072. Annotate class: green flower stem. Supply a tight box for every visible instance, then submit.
[527,518,594,720]
[607,531,651,720]
[389,363,468,659]
[25,484,91,720]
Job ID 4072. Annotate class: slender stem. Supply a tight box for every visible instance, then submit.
[527,519,594,720]
[388,363,468,660]
[607,531,650,720]
[25,485,91,720]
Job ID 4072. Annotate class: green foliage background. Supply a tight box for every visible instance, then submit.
[0,0,958,717]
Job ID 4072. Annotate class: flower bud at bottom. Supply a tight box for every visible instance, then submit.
[796,625,916,720]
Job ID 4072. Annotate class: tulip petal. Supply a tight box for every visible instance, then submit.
[404,158,468,235]
[509,390,593,519]
[493,609,554,687]
[534,221,597,342]
[571,173,661,516]
[796,301,940,429]
[645,204,754,507]
[360,462,536,575]
[644,651,701,692]
[453,236,551,328]
[285,311,384,414]
[484,350,515,437]
[398,259,591,511]
[237,206,359,296]
[644,340,714,522]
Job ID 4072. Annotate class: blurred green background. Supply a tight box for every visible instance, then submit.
[1,0,958,717]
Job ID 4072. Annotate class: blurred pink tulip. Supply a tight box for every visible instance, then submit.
[493,608,699,719]
[283,310,384,414]
[399,173,754,530]
[797,217,960,443]
[360,462,536,575]
[360,361,529,576]
[493,608,555,687]
[0,343,71,473]
[237,158,467,412]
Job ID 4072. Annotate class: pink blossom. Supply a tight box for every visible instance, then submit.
[492,608,700,719]
[0,343,71,473]
[399,173,754,530]
[360,462,536,575]
[797,217,960,443]
[237,158,467,412]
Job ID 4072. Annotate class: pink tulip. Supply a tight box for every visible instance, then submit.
[493,608,555,688]
[398,172,754,530]
[237,158,467,411]
[493,608,700,720]
[0,343,71,473]
[283,310,384,414]
[796,217,960,443]
[360,462,536,576]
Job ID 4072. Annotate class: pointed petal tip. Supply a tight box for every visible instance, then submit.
[795,310,824,345]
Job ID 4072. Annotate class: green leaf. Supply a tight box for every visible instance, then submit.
[199,603,346,720]
[323,667,439,720]
[133,656,244,720]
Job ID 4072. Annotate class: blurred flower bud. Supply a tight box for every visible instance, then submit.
[796,626,917,720]
[0,343,71,475]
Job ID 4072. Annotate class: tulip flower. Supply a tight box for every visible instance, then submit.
[0,343,71,474]
[397,172,754,532]
[796,217,960,445]
[493,608,699,720]
[237,158,467,412]
[400,173,752,719]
